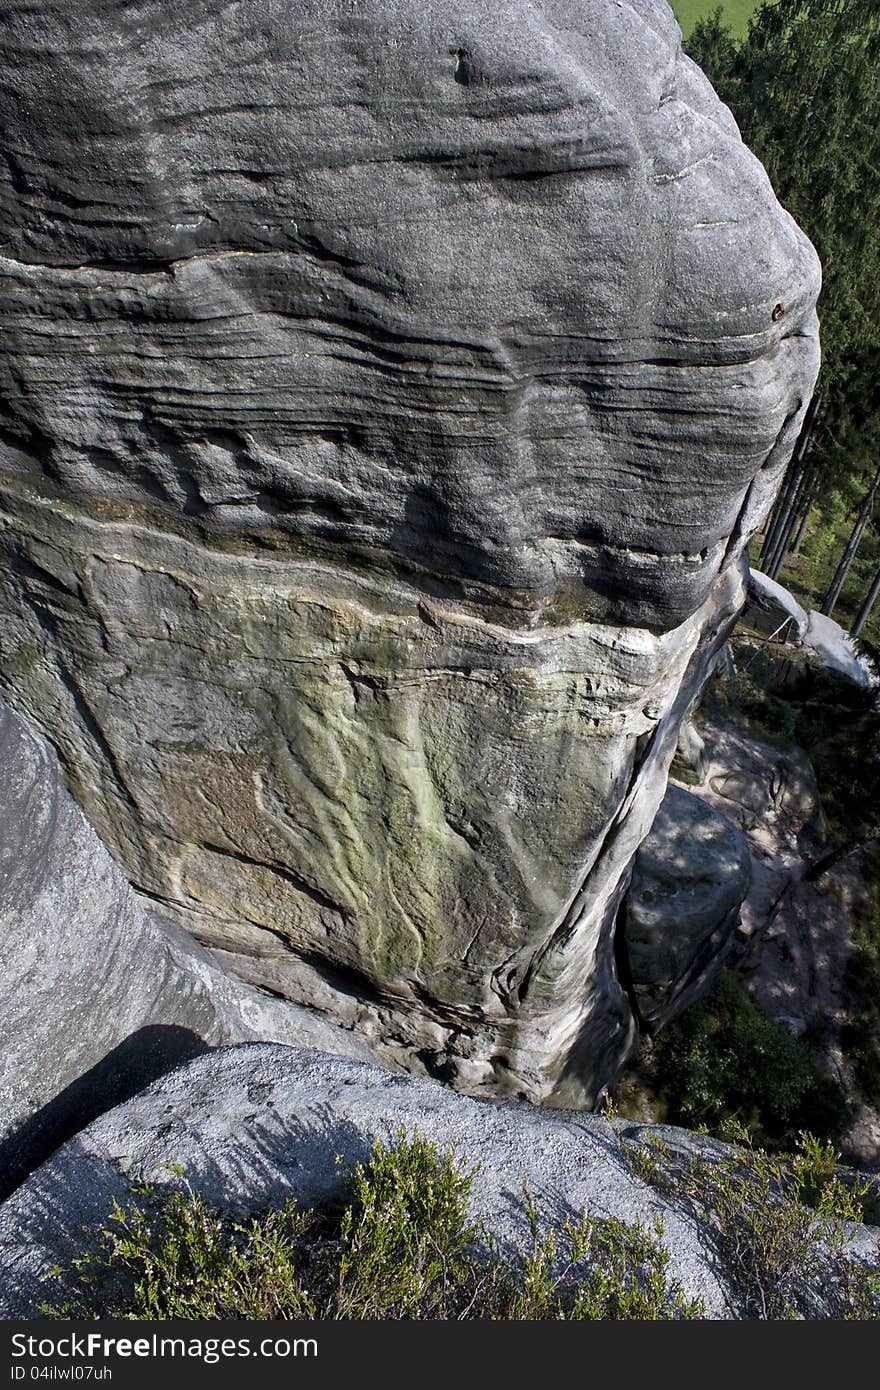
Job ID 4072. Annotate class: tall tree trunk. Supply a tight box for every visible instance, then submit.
[853,563,880,637]
[822,458,880,616]
[761,457,802,571]
[761,393,822,576]
[765,426,823,579]
[791,493,815,555]
[767,459,813,580]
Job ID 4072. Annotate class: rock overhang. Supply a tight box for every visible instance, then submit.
[0,0,820,628]
[0,0,821,1105]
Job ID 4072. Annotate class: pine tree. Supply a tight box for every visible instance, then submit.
[686,2,880,623]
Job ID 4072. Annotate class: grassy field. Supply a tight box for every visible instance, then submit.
[669,0,765,39]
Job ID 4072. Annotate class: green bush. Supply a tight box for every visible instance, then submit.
[45,1126,880,1322]
[44,1131,702,1322]
[649,971,850,1148]
[622,1126,879,1319]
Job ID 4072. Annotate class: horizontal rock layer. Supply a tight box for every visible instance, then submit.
[0,1,821,1102]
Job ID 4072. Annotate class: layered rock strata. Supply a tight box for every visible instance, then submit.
[0,0,820,1103]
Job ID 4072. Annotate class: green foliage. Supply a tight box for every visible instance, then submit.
[680,1132,880,1318]
[505,1192,703,1321]
[672,1,764,41]
[688,0,880,391]
[43,1131,701,1322]
[623,1128,880,1319]
[711,640,878,841]
[809,711,880,842]
[704,647,880,1122]
[649,970,850,1148]
[840,847,880,1108]
[43,1127,880,1322]
[788,1130,873,1219]
[331,1132,481,1319]
[46,1186,319,1321]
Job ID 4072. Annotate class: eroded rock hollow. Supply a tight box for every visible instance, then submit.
[0,0,820,1105]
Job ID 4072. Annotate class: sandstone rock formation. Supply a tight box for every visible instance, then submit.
[0,1044,734,1318]
[621,785,751,1030]
[0,695,374,1201]
[671,712,709,785]
[742,570,876,688]
[742,569,810,642]
[2,1044,876,1320]
[0,0,820,1104]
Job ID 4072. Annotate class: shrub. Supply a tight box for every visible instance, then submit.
[833,845,880,1110]
[46,1125,880,1322]
[621,1127,880,1320]
[648,971,850,1149]
[43,1131,702,1322]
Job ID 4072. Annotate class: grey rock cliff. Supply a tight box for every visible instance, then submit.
[0,1,820,1103]
[0,696,374,1201]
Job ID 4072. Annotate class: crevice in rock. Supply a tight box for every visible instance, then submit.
[53,663,142,817]
[515,724,663,1011]
[190,840,352,920]
[612,878,649,1036]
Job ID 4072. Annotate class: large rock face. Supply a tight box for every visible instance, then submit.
[0,1,820,1104]
[0,695,375,1201]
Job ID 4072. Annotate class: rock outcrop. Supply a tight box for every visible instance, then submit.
[742,570,876,689]
[804,610,875,690]
[0,696,374,1201]
[2,1044,876,1320]
[0,1,821,1104]
[0,1044,733,1318]
[670,711,709,785]
[621,785,751,1030]
[742,569,809,642]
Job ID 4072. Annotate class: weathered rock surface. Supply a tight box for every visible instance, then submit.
[0,0,820,1103]
[621,785,751,1029]
[669,699,880,1162]
[742,569,809,642]
[742,570,876,689]
[804,610,875,689]
[0,1044,733,1318]
[0,696,375,1201]
[2,1044,876,1320]
[670,711,709,786]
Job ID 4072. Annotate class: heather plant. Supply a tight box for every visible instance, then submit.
[621,1125,880,1319]
[44,1126,880,1322]
[44,1130,702,1322]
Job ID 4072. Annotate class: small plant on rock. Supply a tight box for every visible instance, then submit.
[42,1129,702,1322]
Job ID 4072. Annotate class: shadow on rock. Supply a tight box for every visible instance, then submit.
[0,1025,209,1202]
